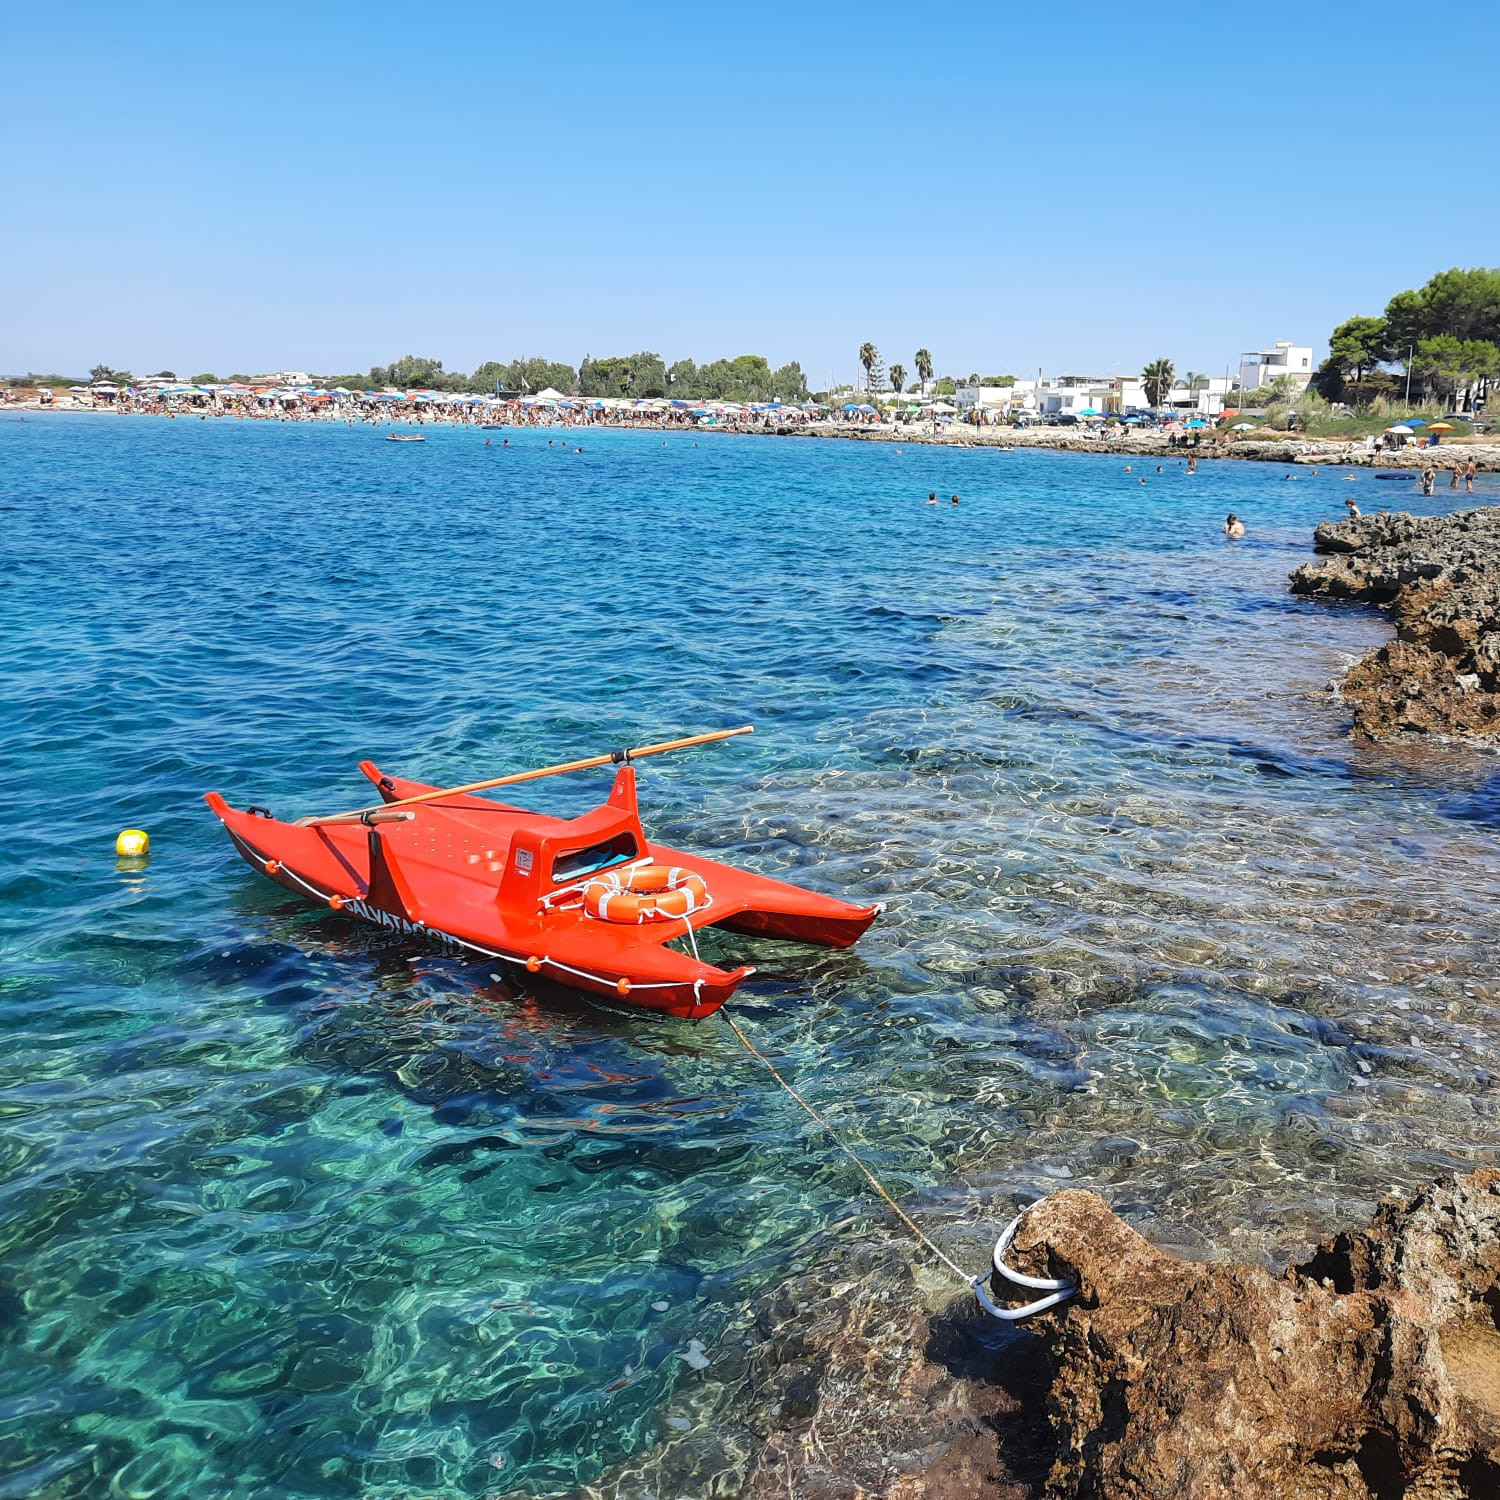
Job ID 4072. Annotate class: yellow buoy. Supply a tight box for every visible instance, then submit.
[116,829,150,857]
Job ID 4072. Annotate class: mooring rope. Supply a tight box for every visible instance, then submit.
[719,1011,1079,1319]
[719,1011,975,1285]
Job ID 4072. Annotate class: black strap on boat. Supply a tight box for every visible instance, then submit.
[378,776,395,792]
[247,806,273,818]
[611,746,633,764]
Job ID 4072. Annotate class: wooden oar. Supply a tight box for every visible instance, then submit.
[297,725,753,827]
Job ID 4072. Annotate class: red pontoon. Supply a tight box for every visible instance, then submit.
[204,758,879,1019]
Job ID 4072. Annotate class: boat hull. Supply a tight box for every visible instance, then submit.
[205,762,880,1019]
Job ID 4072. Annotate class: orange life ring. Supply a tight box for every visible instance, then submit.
[583,864,709,924]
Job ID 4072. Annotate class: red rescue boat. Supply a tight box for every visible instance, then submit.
[204,753,880,1020]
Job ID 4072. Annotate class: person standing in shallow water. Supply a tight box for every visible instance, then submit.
[1225,514,1245,538]
[1421,465,1436,497]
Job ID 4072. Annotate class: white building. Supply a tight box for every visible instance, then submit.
[1238,342,1313,393]
[953,384,1022,413]
[1166,375,1233,416]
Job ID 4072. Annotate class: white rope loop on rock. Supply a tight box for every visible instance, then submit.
[972,1204,1078,1321]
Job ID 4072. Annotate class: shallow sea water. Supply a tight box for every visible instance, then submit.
[3,413,1500,1497]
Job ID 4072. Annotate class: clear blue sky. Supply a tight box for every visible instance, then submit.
[5,2,1497,386]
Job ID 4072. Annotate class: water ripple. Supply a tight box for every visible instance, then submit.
[2,415,1499,1495]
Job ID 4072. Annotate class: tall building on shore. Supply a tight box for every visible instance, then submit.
[1238,342,1313,393]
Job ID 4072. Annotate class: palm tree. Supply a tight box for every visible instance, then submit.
[1183,370,1206,391]
[859,342,880,393]
[914,348,934,395]
[889,363,907,396]
[1142,358,1175,408]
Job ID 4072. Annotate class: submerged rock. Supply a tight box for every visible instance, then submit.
[1290,505,1500,741]
[733,1244,1056,1499]
[1011,1170,1500,1498]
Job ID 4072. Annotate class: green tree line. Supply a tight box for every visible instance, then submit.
[1312,267,1500,412]
[319,352,809,403]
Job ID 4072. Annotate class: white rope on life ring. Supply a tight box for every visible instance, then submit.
[582,864,711,925]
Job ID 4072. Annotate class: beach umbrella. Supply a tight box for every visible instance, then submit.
[1385,424,1414,435]
[1428,422,1455,432]
[1230,421,1257,431]
[1405,419,1427,428]
[1186,419,1207,429]
[1077,407,1100,417]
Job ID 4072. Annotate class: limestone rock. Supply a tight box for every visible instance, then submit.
[1290,505,1500,741]
[1009,1170,1500,1499]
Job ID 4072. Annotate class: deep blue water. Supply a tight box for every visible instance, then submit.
[3,413,1500,1498]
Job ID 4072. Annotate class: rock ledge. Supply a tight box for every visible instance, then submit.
[1289,506,1500,741]
[1010,1169,1500,1498]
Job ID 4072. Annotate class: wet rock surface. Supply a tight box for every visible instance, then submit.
[1009,1170,1500,1499]
[583,1236,1056,1500]
[1290,505,1500,742]
[734,1244,1054,1500]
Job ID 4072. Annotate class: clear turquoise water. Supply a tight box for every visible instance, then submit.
[3,413,1500,1497]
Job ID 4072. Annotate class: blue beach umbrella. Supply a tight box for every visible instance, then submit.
[1405,419,1427,427]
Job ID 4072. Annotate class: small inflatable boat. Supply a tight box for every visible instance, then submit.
[205,756,879,1019]
[385,433,426,443]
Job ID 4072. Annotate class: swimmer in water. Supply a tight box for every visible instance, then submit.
[927,492,938,505]
[1225,513,1245,537]
[1345,498,1361,517]
[951,494,960,506]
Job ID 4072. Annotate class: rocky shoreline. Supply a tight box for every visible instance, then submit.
[590,1172,1500,1499]
[794,421,1500,471]
[1290,505,1500,743]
